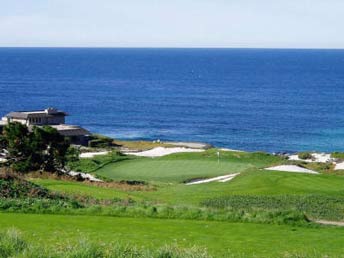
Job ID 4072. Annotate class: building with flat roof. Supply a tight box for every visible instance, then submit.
[4,107,67,126]
[0,108,90,145]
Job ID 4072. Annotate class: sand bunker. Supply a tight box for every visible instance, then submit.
[125,147,204,157]
[219,148,244,152]
[288,153,333,163]
[335,162,344,170]
[186,173,240,185]
[265,165,318,174]
[80,151,109,158]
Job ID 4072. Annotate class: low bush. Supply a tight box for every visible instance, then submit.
[0,198,82,213]
[0,229,27,257]
[331,152,344,160]
[88,134,113,148]
[298,152,313,160]
[0,173,50,198]
[202,194,344,221]
[0,198,310,226]
[119,180,147,186]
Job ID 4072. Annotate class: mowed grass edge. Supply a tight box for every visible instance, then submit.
[0,213,344,257]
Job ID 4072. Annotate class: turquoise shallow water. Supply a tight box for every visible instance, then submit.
[0,48,343,152]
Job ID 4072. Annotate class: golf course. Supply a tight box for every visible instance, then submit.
[2,145,344,257]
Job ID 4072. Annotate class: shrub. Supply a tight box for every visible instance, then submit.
[64,240,104,258]
[331,152,344,160]
[88,134,113,148]
[202,194,344,221]
[0,229,213,258]
[298,152,313,160]
[0,173,51,198]
[0,198,83,213]
[0,229,27,258]
[156,244,211,258]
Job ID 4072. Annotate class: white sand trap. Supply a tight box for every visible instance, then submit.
[186,173,240,185]
[125,147,204,157]
[219,148,244,152]
[335,162,344,170]
[288,153,333,163]
[80,151,109,158]
[265,165,318,174]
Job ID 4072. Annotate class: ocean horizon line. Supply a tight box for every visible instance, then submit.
[1,46,344,51]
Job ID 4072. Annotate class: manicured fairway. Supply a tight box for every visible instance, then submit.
[0,213,343,257]
[33,171,344,206]
[94,150,281,183]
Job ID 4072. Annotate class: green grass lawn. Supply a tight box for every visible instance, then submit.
[32,170,344,207]
[0,213,343,257]
[6,150,344,257]
[134,170,344,206]
[31,178,143,201]
[94,150,282,183]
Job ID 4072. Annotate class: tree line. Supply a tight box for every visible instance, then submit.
[0,122,77,173]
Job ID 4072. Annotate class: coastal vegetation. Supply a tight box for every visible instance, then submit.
[331,152,344,160]
[88,134,114,148]
[1,135,344,257]
[298,152,313,160]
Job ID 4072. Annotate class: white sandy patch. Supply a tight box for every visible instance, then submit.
[288,153,333,163]
[125,147,204,157]
[67,171,103,182]
[315,220,344,227]
[335,162,344,170]
[219,148,244,152]
[165,142,209,149]
[265,165,318,174]
[80,151,109,159]
[186,173,240,185]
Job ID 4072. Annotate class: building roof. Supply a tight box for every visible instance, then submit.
[5,108,68,119]
[50,124,90,137]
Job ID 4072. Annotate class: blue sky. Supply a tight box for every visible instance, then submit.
[0,0,343,48]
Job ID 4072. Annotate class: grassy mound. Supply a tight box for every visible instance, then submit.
[0,171,83,213]
[0,173,51,199]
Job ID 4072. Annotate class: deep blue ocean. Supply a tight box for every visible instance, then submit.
[0,48,344,152]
